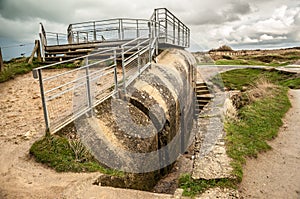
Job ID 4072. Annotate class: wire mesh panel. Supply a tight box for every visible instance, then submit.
[33,49,118,132]
[35,8,190,133]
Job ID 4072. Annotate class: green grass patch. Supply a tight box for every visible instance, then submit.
[0,58,41,83]
[179,174,236,197]
[180,68,297,197]
[225,86,291,182]
[0,57,78,83]
[180,85,291,197]
[215,59,289,67]
[215,68,300,90]
[30,134,123,176]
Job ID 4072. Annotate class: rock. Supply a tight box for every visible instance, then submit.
[32,95,40,99]
[23,131,36,140]
[173,188,184,199]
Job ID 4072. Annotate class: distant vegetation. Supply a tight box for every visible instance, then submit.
[0,57,77,83]
[209,45,233,52]
[0,57,41,83]
[208,46,300,66]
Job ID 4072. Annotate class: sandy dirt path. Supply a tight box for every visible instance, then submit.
[239,89,300,199]
[0,66,175,199]
[0,72,101,199]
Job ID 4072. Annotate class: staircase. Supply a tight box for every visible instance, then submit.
[194,82,213,116]
[43,40,137,64]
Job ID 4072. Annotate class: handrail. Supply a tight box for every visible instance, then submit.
[34,8,189,133]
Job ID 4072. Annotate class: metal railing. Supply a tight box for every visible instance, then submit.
[34,8,189,133]
[151,8,190,48]
[33,34,157,133]
[44,32,69,46]
[39,8,190,48]
[67,18,150,44]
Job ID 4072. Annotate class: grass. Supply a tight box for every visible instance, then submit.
[215,59,289,67]
[180,68,297,197]
[214,68,300,90]
[0,57,77,83]
[0,58,41,83]
[214,51,300,66]
[30,134,123,176]
[179,174,236,197]
[225,86,291,182]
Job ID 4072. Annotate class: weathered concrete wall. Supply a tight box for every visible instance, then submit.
[76,49,197,189]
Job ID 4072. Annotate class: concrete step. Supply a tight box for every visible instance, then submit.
[195,85,209,90]
[195,82,207,87]
[197,94,213,100]
[45,49,93,56]
[196,90,211,95]
[196,100,209,105]
[195,105,206,110]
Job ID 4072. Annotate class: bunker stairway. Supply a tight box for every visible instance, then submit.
[195,82,213,116]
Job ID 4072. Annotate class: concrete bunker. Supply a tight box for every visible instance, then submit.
[74,49,198,190]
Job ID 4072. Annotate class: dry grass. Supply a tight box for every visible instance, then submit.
[224,98,238,122]
[246,77,279,103]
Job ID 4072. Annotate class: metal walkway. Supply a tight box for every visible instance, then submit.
[33,8,190,133]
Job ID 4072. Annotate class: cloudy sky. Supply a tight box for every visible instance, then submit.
[0,0,299,59]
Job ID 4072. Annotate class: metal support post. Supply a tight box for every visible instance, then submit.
[37,69,50,134]
[113,49,119,98]
[93,21,97,41]
[136,19,139,38]
[85,57,92,115]
[0,47,4,72]
[120,19,124,40]
[173,17,176,44]
[138,41,141,75]
[178,23,180,46]
[165,12,168,43]
[121,48,126,95]
[56,33,59,45]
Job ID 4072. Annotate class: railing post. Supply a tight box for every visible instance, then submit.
[178,23,180,46]
[56,33,59,45]
[93,21,97,41]
[120,19,124,40]
[121,47,126,95]
[148,21,152,39]
[113,49,119,98]
[77,31,79,43]
[136,19,139,38]
[149,39,152,65]
[118,19,121,40]
[67,24,73,44]
[0,47,3,72]
[165,11,168,43]
[173,16,176,44]
[36,69,50,134]
[85,57,92,114]
[138,40,141,75]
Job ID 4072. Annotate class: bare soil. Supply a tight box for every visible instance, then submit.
[239,89,300,198]
[0,72,100,199]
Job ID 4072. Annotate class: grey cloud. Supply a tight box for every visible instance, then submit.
[228,0,251,14]
[0,0,299,52]
[185,1,252,25]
